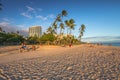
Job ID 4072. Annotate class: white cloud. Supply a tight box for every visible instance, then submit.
[17,24,25,28]
[48,14,55,18]
[26,6,35,11]
[36,14,55,21]
[21,12,32,19]
[36,15,47,21]
[0,21,28,36]
[2,18,10,22]
[20,6,54,21]
[0,22,18,32]
[21,6,36,19]
[0,21,10,26]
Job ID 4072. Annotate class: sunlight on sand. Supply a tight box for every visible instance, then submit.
[0,44,120,79]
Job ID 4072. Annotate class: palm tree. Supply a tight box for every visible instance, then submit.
[69,19,76,35]
[47,26,52,34]
[52,10,67,35]
[56,14,61,22]
[47,26,56,34]
[52,14,61,35]
[62,10,67,17]
[65,20,70,35]
[64,19,76,45]
[59,23,64,35]
[52,21,58,34]
[79,24,86,41]
[65,19,76,35]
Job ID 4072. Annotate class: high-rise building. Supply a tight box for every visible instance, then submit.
[29,26,42,37]
[0,27,2,32]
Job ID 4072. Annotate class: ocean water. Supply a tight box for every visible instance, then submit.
[92,42,120,47]
[103,43,120,47]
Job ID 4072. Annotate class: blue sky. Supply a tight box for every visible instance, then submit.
[0,0,120,42]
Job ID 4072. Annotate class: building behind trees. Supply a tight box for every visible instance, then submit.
[29,26,42,38]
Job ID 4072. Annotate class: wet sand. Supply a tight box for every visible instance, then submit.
[0,44,120,80]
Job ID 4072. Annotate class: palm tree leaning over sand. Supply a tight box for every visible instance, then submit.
[47,26,56,34]
[65,20,70,35]
[79,24,86,41]
[59,23,64,35]
[61,10,68,18]
[69,19,75,35]
[52,10,67,35]
[64,19,76,45]
[61,10,67,35]
[55,10,67,45]
[52,22,57,34]
[56,14,62,22]
[65,19,76,35]
[52,14,61,34]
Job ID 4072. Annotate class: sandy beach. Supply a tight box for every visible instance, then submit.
[0,44,120,80]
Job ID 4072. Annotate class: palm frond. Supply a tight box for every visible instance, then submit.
[62,10,68,17]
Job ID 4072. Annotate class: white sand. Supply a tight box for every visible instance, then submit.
[0,44,120,80]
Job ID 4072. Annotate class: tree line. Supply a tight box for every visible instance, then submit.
[0,31,25,45]
[0,10,86,46]
[27,10,86,45]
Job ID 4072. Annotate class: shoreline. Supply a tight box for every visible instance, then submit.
[0,44,120,54]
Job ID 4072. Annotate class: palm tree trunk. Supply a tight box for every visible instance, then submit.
[60,28,62,35]
[67,27,68,35]
[69,29,71,35]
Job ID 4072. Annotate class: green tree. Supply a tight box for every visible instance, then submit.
[52,10,68,35]
[65,19,76,35]
[62,10,68,17]
[47,26,56,34]
[56,14,62,22]
[65,20,70,35]
[79,24,86,41]
[46,10,81,45]
[27,36,40,44]
[0,32,7,44]
[0,32,25,45]
[52,22,58,34]
[59,23,64,35]
[40,33,56,44]
[6,33,25,43]
[69,19,76,35]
